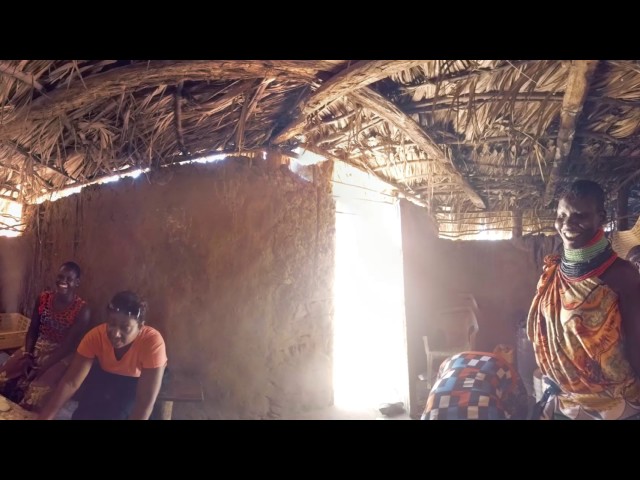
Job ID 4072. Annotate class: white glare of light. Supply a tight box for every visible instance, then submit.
[293,148,326,166]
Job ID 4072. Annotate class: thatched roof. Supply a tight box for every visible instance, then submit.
[2,60,640,237]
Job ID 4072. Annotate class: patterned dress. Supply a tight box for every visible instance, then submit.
[527,255,640,420]
[422,352,528,420]
[0,291,86,410]
[35,291,86,345]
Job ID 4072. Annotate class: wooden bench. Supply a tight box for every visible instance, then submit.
[152,376,204,420]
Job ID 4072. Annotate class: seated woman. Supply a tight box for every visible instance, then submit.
[421,349,529,420]
[0,261,90,411]
[38,291,167,420]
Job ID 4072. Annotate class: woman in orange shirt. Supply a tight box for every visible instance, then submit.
[38,290,167,420]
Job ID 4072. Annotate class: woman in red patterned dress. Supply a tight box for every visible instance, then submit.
[0,261,91,411]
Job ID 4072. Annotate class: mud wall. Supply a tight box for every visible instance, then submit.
[21,159,335,419]
[400,200,560,415]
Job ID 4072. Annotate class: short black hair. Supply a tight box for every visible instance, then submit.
[108,290,147,322]
[560,180,606,212]
[60,261,82,279]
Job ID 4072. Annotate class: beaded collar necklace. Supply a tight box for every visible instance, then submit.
[560,229,617,281]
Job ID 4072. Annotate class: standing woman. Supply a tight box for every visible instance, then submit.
[528,180,640,420]
[0,261,90,411]
[39,290,167,420]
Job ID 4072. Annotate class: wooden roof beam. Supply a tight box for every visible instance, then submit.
[272,60,427,144]
[543,60,599,205]
[402,60,539,92]
[0,61,45,92]
[349,87,487,209]
[405,92,564,113]
[234,77,275,151]
[2,140,76,182]
[0,60,344,142]
[299,143,429,209]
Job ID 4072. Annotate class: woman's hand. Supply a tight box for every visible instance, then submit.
[21,352,35,377]
[25,365,41,382]
[24,353,53,382]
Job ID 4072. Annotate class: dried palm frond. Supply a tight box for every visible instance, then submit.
[1,60,640,236]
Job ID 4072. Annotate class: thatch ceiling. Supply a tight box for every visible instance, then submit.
[2,60,640,236]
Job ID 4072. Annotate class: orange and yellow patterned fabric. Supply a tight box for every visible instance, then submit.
[527,254,640,419]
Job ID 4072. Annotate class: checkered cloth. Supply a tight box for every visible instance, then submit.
[422,352,528,420]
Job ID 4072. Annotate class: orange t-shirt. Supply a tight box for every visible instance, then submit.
[77,323,168,378]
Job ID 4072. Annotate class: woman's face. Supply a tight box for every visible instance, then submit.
[106,311,141,349]
[555,195,604,249]
[55,267,79,296]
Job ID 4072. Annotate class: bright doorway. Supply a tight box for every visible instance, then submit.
[332,165,409,412]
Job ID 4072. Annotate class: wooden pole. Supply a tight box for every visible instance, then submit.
[617,184,630,231]
[512,209,523,238]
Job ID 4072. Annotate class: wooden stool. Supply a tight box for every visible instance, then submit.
[152,376,204,420]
